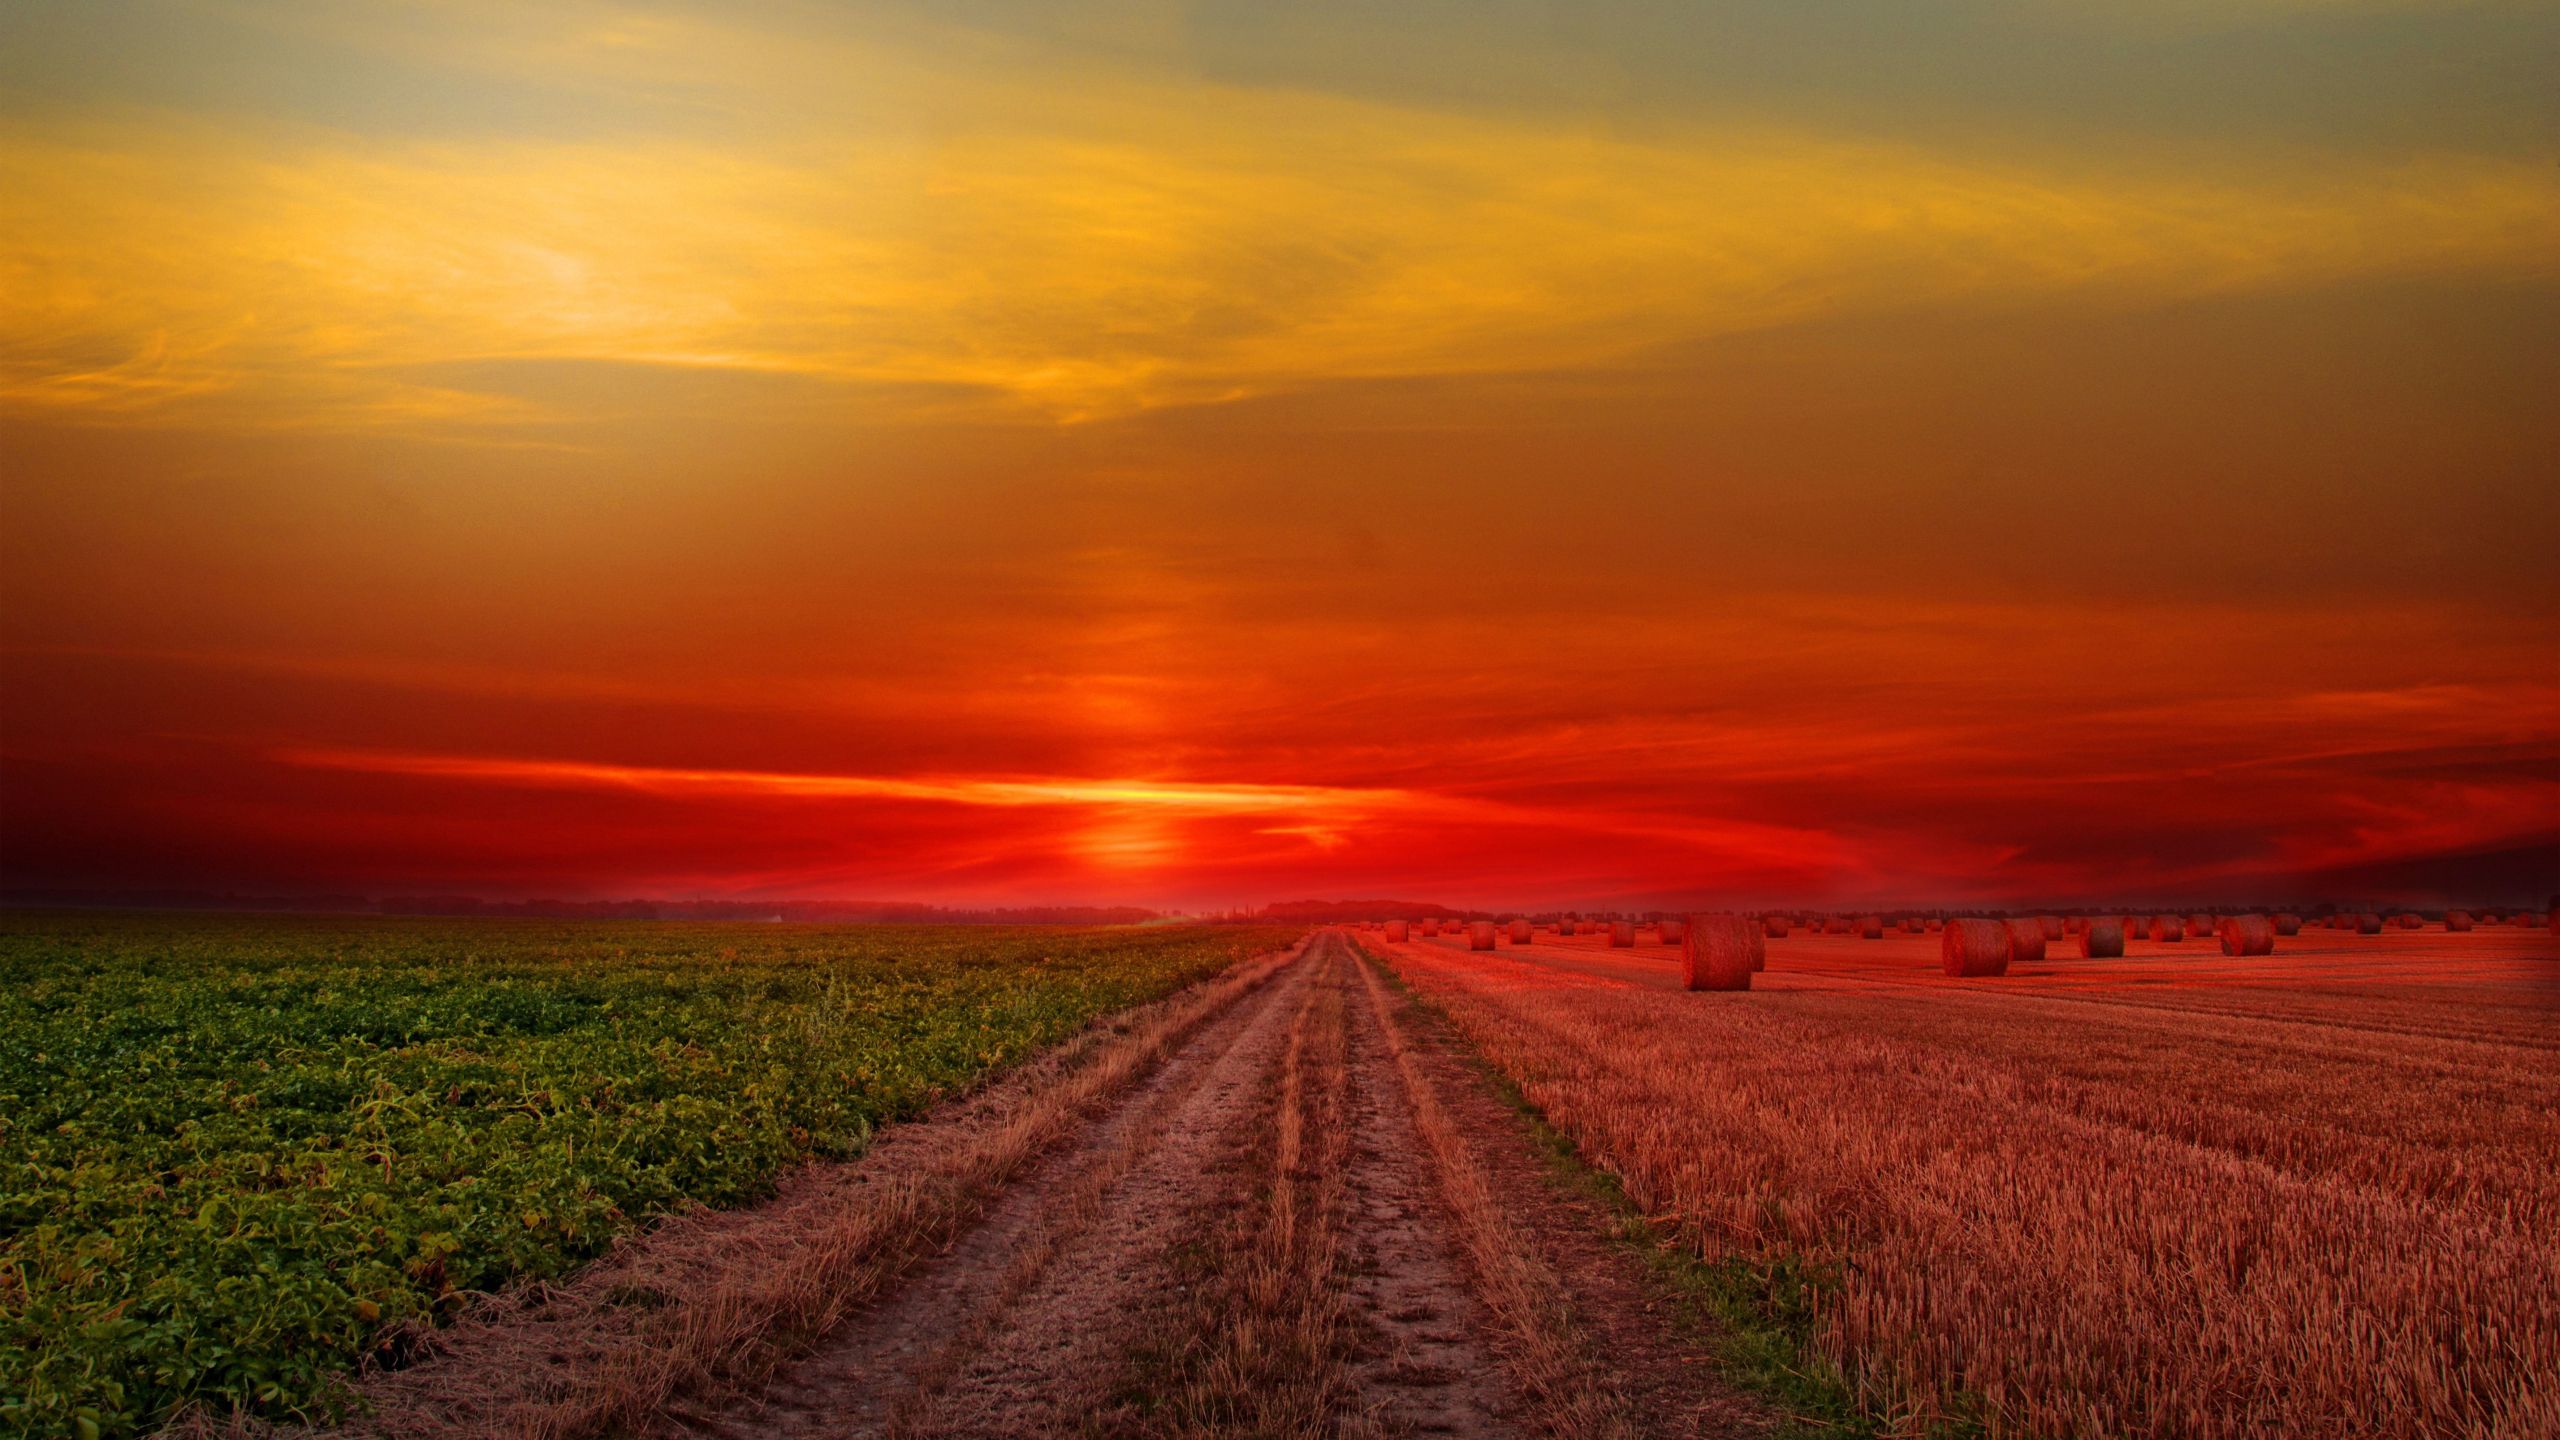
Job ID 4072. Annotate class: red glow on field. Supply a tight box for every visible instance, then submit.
[1368,922,2560,1024]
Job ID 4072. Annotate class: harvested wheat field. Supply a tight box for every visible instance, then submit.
[1371,920,2560,1440]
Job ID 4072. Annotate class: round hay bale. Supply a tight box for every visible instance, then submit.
[2064,916,2086,935]
[2354,913,2384,934]
[2185,913,2214,936]
[1383,920,1409,942]
[1942,919,2011,977]
[1822,917,1850,935]
[1658,919,1685,945]
[2444,911,2473,932]
[1508,919,1533,944]
[1681,914,1760,991]
[2080,919,2125,958]
[2005,919,2048,963]
[1557,919,1577,937]
[2149,916,2185,942]
[1609,921,1635,947]
[2218,915,2276,956]
[2396,913,2425,929]
[1902,917,1924,933]
[2272,913,2302,936]
[1762,916,1790,938]
[1469,921,1497,951]
[2038,915,2065,941]
[1858,916,1884,939]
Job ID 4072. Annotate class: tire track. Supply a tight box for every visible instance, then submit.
[653,937,1326,1440]
[345,930,1776,1440]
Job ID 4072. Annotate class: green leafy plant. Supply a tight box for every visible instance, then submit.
[0,912,1293,1438]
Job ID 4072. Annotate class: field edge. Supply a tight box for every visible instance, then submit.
[1353,937,1988,1440]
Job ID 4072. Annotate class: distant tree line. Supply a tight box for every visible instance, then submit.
[0,888,1161,926]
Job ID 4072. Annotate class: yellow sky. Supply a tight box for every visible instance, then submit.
[6,3,2555,427]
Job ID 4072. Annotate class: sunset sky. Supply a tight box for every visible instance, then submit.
[4,0,2556,910]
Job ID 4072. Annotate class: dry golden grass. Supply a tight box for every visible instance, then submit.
[1125,941,1372,1438]
[1348,950,1638,1440]
[1378,925,2560,1438]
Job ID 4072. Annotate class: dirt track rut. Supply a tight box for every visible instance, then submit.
[363,931,1770,1440]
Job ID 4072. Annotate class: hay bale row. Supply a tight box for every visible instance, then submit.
[2005,919,2049,963]
[1681,914,1762,991]
[2217,915,2276,956]
[1942,919,2011,977]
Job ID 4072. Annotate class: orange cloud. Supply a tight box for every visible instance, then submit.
[6,84,2552,426]
[277,745,1422,817]
[3,3,2551,912]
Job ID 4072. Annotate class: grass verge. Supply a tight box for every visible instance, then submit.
[1360,949,1986,1440]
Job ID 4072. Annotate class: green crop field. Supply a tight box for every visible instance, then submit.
[0,911,1298,1439]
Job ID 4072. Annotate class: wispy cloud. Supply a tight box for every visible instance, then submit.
[6,36,2553,427]
[277,745,1420,816]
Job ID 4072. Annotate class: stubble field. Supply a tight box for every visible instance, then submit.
[1366,920,2560,1440]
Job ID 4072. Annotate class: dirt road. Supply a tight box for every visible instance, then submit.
[642,929,1767,1439]
[340,930,1770,1440]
